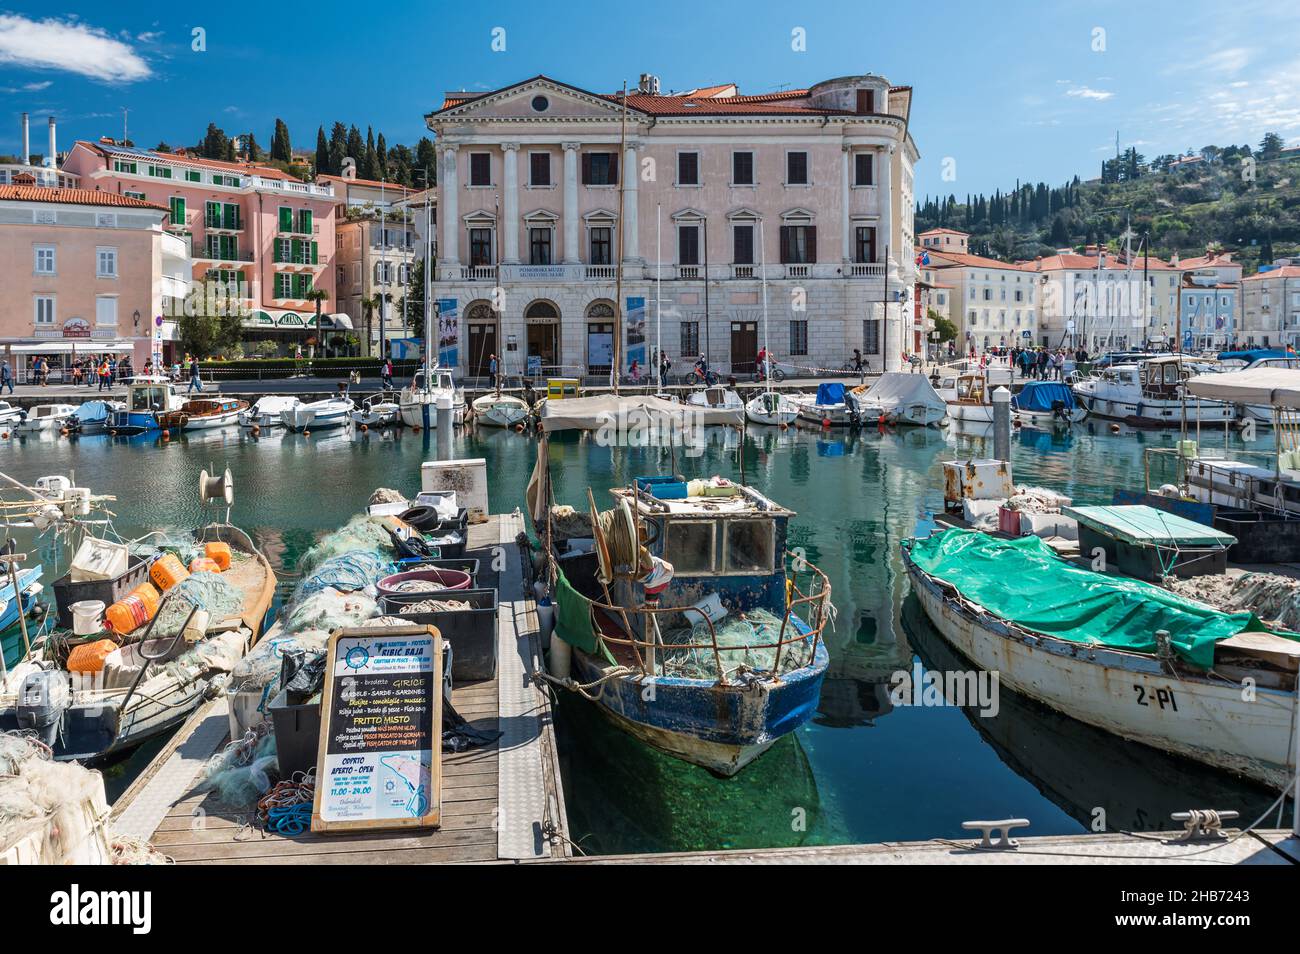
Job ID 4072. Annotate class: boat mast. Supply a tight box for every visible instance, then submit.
[613,81,628,396]
[760,219,771,396]
[656,203,662,390]
[423,179,433,389]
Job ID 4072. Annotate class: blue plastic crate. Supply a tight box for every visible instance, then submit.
[635,475,688,499]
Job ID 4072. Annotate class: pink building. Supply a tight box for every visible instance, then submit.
[0,185,189,375]
[63,140,342,355]
[424,73,918,378]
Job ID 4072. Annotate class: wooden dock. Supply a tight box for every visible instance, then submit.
[111,512,570,864]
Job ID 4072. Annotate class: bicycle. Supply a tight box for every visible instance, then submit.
[680,368,719,386]
[751,365,787,383]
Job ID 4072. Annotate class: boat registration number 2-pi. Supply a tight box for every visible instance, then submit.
[1133,684,1178,711]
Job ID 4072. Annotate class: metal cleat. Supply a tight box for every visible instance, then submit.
[961,818,1030,849]
[1171,809,1238,842]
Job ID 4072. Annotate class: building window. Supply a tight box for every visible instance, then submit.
[732,151,754,185]
[34,296,55,326]
[856,89,876,114]
[96,247,118,278]
[469,227,494,267]
[169,196,186,227]
[779,225,816,264]
[864,318,881,355]
[185,169,202,183]
[677,152,700,186]
[790,319,808,356]
[680,320,700,356]
[582,152,618,186]
[95,296,118,327]
[530,152,551,186]
[113,160,137,174]
[34,245,55,275]
[786,152,809,185]
[469,152,491,186]
[147,164,172,179]
[374,262,394,284]
[336,265,346,286]
[529,227,553,266]
[733,224,754,265]
[854,153,873,186]
[854,226,876,264]
[678,225,700,265]
[352,263,362,284]
[124,190,145,201]
[589,227,612,265]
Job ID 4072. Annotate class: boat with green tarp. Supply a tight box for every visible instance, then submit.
[902,527,1299,790]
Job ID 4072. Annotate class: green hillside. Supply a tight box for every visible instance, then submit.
[916,135,1300,271]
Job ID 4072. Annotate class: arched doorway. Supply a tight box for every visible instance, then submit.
[585,300,615,375]
[525,300,560,376]
[465,300,497,377]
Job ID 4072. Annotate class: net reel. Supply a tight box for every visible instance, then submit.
[199,465,235,522]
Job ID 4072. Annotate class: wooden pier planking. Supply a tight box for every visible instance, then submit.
[111,512,570,864]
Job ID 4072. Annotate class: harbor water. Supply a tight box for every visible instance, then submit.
[0,419,1287,853]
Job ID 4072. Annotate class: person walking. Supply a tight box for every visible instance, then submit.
[488,353,498,389]
[381,357,394,390]
[1035,348,1049,380]
[0,359,12,395]
[659,351,671,388]
[188,355,202,394]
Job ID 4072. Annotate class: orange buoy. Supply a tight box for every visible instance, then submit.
[822,418,831,428]
[1,432,8,439]
[412,425,421,433]
[108,429,117,436]
[59,427,69,436]
[514,423,525,432]
[360,423,369,432]
[303,429,311,437]
[250,425,261,436]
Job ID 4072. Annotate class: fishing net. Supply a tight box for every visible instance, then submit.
[659,608,813,680]
[231,630,331,693]
[293,551,392,601]
[152,571,244,638]
[369,488,408,507]
[297,515,395,577]
[284,588,377,633]
[1165,571,1300,631]
[197,722,278,808]
[0,732,109,864]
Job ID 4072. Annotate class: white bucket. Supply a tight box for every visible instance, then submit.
[70,600,106,636]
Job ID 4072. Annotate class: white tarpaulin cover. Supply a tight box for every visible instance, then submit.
[540,394,708,432]
[1185,368,1300,409]
[856,372,948,418]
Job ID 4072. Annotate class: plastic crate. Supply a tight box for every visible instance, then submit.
[635,475,688,499]
[269,688,321,778]
[380,588,498,680]
[52,556,150,630]
[391,557,480,584]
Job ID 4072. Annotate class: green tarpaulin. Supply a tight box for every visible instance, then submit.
[554,566,599,654]
[907,528,1297,670]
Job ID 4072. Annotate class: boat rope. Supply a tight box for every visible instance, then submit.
[532,665,638,702]
[257,769,316,833]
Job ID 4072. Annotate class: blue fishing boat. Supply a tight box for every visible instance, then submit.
[1011,381,1087,426]
[530,444,832,775]
[109,376,185,435]
[66,400,124,435]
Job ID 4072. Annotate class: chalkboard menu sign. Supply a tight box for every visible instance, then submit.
[311,625,443,833]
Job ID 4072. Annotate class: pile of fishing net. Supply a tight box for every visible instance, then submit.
[0,732,109,864]
[197,721,278,808]
[283,588,377,633]
[153,571,244,637]
[1003,486,1073,513]
[1165,571,1300,630]
[369,488,408,507]
[297,514,396,577]
[293,551,392,601]
[659,608,814,680]
[394,598,471,614]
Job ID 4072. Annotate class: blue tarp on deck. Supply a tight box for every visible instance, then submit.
[1217,349,1287,363]
[815,382,846,406]
[1012,381,1077,412]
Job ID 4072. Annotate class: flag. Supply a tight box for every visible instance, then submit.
[915,250,930,266]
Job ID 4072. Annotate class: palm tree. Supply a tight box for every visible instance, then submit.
[305,288,330,356]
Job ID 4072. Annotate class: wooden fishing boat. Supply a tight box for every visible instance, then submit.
[160,397,249,431]
[902,528,1299,790]
[472,392,531,428]
[109,376,186,435]
[0,524,277,763]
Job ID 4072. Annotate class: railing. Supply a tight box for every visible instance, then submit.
[848,262,885,278]
[459,265,497,281]
[786,264,811,279]
[732,264,755,279]
[585,265,617,280]
[577,551,832,686]
[677,265,702,280]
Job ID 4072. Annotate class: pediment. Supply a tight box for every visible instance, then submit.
[431,76,644,123]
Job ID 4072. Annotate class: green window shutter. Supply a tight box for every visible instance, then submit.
[279,207,293,232]
[170,197,185,225]
[311,241,318,265]
[300,209,312,234]
[206,201,219,227]
[290,238,301,263]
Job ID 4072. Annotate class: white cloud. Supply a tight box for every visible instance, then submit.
[0,14,151,82]
[1065,85,1115,101]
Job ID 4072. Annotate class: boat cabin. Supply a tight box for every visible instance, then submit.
[125,376,180,413]
[952,373,989,405]
[546,378,581,401]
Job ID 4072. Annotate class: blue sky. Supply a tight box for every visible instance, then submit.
[2,2,1298,197]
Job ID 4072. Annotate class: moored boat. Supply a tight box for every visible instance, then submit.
[15,404,76,434]
[471,392,531,428]
[282,397,354,431]
[744,390,799,426]
[399,368,466,428]
[795,381,859,426]
[350,397,401,428]
[1071,355,1233,427]
[1011,380,1087,426]
[0,401,24,428]
[852,372,947,426]
[161,397,249,431]
[109,376,185,435]
[64,400,123,435]
[239,394,300,428]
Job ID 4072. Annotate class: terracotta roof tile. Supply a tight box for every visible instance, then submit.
[0,184,166,211]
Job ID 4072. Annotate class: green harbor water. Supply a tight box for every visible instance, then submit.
[0,419,1287,853]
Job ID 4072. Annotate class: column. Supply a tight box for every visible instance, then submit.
[878,144,894,266]
[441,145,459,268]
[841,144,852,263]
[880,144,898,372]
[502,142,520,264]
[563,142,580,264]
[622,141,639,263]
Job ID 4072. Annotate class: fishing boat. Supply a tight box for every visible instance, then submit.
[851,372,947,427]
[902,527,1298,790]
[1011,380,1087,426]
[15,404,77,434]
[472,392,531,428]
[528,443,833,776]
[109,376,185,435]
[64,400,123,435]
[350,396,401,428]
[160,397,249,431]
[282,396,354,431]
[1070,355,1233,427]
[239,394,300,428]
[745,391,799,426]
[0,566,44,671]
[0,402,24,428]
[399,367,466,429]
[796,382,860,427]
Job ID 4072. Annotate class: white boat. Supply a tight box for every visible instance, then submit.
[239,395,300,428]
[161,398,249,431]
[1213,350,1300,425]
[851,372,947,427]
[0,402,23,427]
[350,398,401,428]
[745,391,800,426]
[903,529,1298,791]
[471,392,531,428]
[1071,354,1233,428]
[685,386,746,426]
[282,397,354,431]
[399,368,466,429]
[1010,381,1088,426]
[15,404,77,434]
[795,382,859,426]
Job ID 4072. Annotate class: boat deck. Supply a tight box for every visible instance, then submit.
[110,512,570,864]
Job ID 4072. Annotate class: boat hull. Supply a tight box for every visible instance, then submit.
[472,398,530,427]
[745,398,799,426]
[183,410,242,431]
[283,403,351,431]
[108,411,161,435]
[1071,389,1234,428]
[903,546,1297,790]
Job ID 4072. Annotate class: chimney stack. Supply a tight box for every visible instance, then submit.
[47,116,56,169]
[21,113,30,166]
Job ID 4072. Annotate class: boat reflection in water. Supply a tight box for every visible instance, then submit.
[899,593,1284,832]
